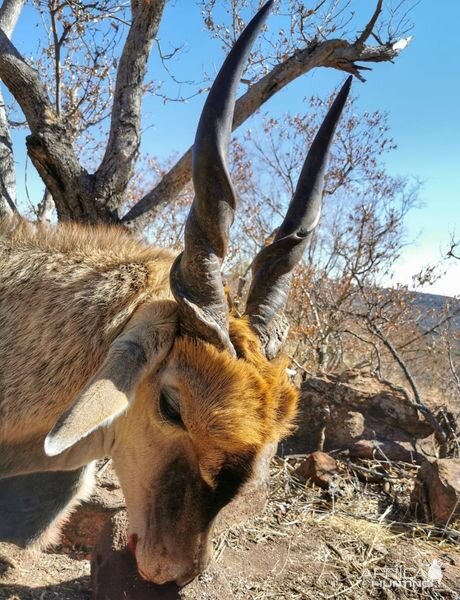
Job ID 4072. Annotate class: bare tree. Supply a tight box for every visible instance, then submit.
[0,0,412,227]
[447,234,460,261]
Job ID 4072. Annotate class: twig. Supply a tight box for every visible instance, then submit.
[356,0,384,45]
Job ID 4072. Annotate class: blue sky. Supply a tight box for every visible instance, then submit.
[9,0,460,296]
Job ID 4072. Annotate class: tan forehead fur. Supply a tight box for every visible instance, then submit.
[169,317,298,455]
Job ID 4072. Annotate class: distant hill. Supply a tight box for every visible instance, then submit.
[408,291,460,332]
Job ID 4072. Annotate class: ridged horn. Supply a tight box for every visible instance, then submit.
[244,76,352,359]
[170,0,274,354]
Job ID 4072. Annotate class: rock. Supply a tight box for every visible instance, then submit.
[349,439,423,464]
[343,411,365,439]
[411,458,460,525]
[294,452,338,488]
[279,371,434,457]
[91,510,235,600]
[61,462,125,551]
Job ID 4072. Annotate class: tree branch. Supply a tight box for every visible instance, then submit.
[0,28,103,221]
[37,187,54,223]
[356,0,383,45]
[447,236,460,260]
[0,31,57,132]
[0,89,17,218]
[49,0,62,115]
[369,321,447,445]
[0,0,25,217]
[447,340,460,392]
[397,303,460,351]
[123,33,410,228]
[95,0,166,215]
[0,0,24,36]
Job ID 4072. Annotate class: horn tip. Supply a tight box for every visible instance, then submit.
[258,0,275,21]
[342,75,353,94]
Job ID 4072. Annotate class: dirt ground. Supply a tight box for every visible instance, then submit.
[1,457,459,599]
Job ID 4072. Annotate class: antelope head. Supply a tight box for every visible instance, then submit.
[44,0,351,586]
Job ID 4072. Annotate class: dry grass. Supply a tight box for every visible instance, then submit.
[214,456,460,599]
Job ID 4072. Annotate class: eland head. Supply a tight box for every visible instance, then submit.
[36,0,351,586]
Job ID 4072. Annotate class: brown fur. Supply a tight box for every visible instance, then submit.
[0,217,298,584]
[0,218,174,442]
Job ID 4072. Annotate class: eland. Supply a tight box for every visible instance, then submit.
[0,0,351,585]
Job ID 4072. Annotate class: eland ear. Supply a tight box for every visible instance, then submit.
[44,301,178,456]
[44,340,146,456]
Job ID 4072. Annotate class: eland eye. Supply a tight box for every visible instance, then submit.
[159,389,184,428]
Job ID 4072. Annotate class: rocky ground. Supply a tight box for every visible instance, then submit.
[1,456,459,600]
